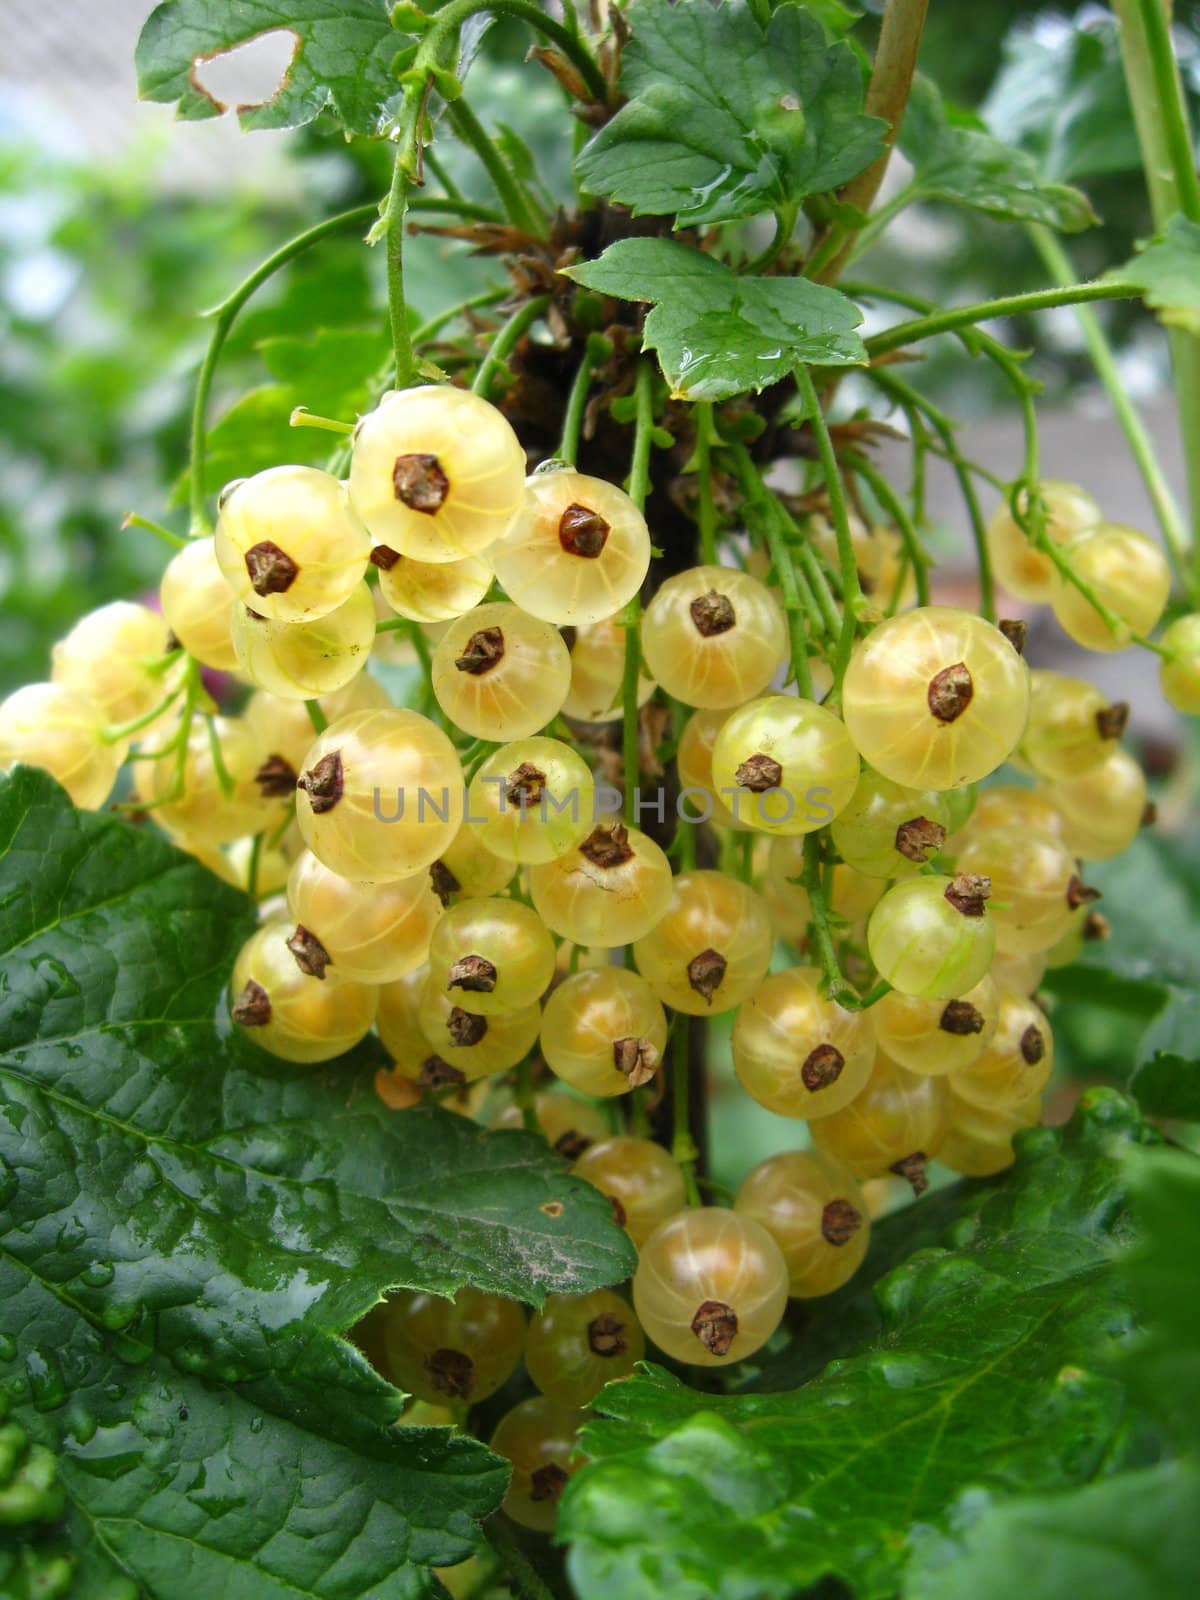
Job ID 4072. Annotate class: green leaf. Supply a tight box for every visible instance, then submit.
[1105,215,1200,335]
[1128,1053,1200,1121]
[135,0,399,134]
[0,766,634,1594]
[900,77,1098,232]
[559,1092,1159,1600]
[563,239,865,400]
[574,0,886,225]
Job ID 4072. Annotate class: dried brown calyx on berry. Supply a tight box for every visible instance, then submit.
[446,1007,488,1047]
[424,1347,474,1400]
[687,948,727,1005]
[735,752,783,792]
[1066,875,1102,910]
[506,762,547,807]
[927,661,974,722]
[254,753,298,799]
[244,540,299,597]
[939,999,985,1035]
[690,589,736,637]
[232,979,271,1027]
[393,453,449,514]
[588,1311,628,1357]
[821,1198,863,1246]
[287,925,331,980]
[945,873,991,916]
[1095,701,1130,740]
[455,626,505,676]
[369,544,402,571]
[691,1299,737,1356]
[1019,1024,1045,1065]
[613,1035,660,1088]
[553,1128,593,1161]
[895,816,946,863]
[558,502,610,557]
[1084,910,1111,942]
[429,860,460,907]
[529,1462,570,1504]
[802,1043,844,1091]
[297,750,344,815]
[419,1056,467,1089]
[580,821,634,868]
[998,619,1027,655]
[891,1152,929,1195]
[448,953,498,994]
[607,1193,628,1228]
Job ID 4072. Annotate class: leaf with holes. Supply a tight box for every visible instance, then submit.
[574,0,886,225]
[564,239,865,400]
[559,1093,1160,1600]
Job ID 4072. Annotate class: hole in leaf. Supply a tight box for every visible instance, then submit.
[190,30,299,113]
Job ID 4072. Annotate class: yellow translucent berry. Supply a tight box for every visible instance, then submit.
[867,874,996,999]
[159,536,240,672]
[710,693,860,835]
[732,966,877,1120]
[492,1090,612,1157]
[418,981,542,1081]
[951,784,1063,847]
[377,549,492,623]
[216,465,372,622]
[735,1150,870,1298]
[490,1396,585,1532]
[243,676,392,773]
[529,819,673,946]
[541,967,668,1097]
[842,606,1030,790]
[467,737,595,864]
[294,708,464,883]
[427,896,556,1016]
[631,870,772,1015]
[810,514,918,613]
[641,566,787,709]
[986,480,1099,602]
[572,1135,688,1247]
[870,976,1000,1076]
[990,947,1049,996]
[1159,614,1200,714]
[383,1287,526,1406]
[0,682,122,810]
[524,1288,645,1407]
[1019,669,1126,781]
[763,848,884,945]
[561,616,656,723]
[830,768,952,879]
[430,820,516,901]
[676,707,749,831]
[955,826,1083,956]
[376,968,433,1076]
[810,1056,950,1189]
[224,833,292,897]
[492,467,652,625]
[431,601,571,741]
[230,581,376,700]
[633,1207,788,1366]
[285,850,443,984]
[52,601,179,727]
[1042,746,1148,860]
[230,921,378,1063]
[146,714,271,848]
[1051,523,1171,651]
[950,990,1054,1110]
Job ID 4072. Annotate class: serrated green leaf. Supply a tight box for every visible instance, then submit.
[1105,215,1200,335]
[900,76,1098,231]
[0,766,634,1594]
[559,1093,1158,1600]
[563,238,865,400]
[135,0,400,134]
[574,0,886,225]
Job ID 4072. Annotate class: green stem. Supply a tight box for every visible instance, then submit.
[123,511,186,550]
[101,683,185,745]
[802,835,858,1006]
[472,295,550,398]
[412,286,507,345]
[417,0,606,102]
[865,281,1142,359]
[447,99,545,236]
[305,701,329,735]
[671,1025,701,1208]
[385,122,420,391]
[693,403,720,565]
[482,1515,555,1600]
[203,714,235,799]
[846,450,931,607]
[1028,223,1192,590]
[407,194,505,224]
[245,832,264,903]
[289,408,355,435]
[727,447,817,695]
[619,365,657,826]
[795,365,863,686]
[514,1058,538,1134]
[558,334,608,465]
[796,544,843,638]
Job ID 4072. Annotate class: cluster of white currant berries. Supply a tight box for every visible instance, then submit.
[2,375,1195,1531]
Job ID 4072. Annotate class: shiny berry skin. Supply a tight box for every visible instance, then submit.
[986,480,1099,603]
[147,714,271,848]
[427,897,556,1016]
[431,820,516,901]
[633,1206,788,1366]
[529,820,673,946]
[431,601,571,741]
[382,1287,525,1406]
[375,968,433,1075]
[230,581,376,700]
[1051,523,1171,651]
[216,465,372,623]
[572,1136,688,1247]
[1042,747,1147,861]
[51,601,178,727]
[490,1396,585,1532]
[870,975,1000,1077]
[377,549,492,623]
[561,616,656,723]
[491,1090,612,1157]
[990,947,1049,997]
[243,676,393,773]
[867,874,996,1000]
[940,1085,1041,1175]
[954,826,1080,956]
[524,1288,645,1407]
[1159,614,1200,714]
[951,784,1063,847]
[285,850,443,985]
[676,707,750,831]
[842,606,1030,791]
[950,991,1054,1110]
[631,870,772,1015]
[1019,669,1125,781]
[349,386,526,564]
[810,1056,950,1189]
[541,967,668,1097]
[735,1151,870,1298]
[830,768,952,879]
[763,849,883,946]
[710,693,860,835]
[0,683,122,811]
[417,980,542,1080]
[492,467,652,625]
[731,966,876,1120]
[467,737,595,865]
[230,921,378,1064]
[641,566,787,710]
[159,536,240,672]
[294,708,464,883]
